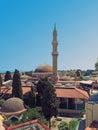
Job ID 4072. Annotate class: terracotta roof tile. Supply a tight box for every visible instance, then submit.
[4,119,50,130]
[1,86,30,95]
[1,86,89,100]
[55,87,89,100]
[85,127,98,130]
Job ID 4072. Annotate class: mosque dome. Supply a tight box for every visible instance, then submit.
[35,64,53,73]
[1,97,25,113]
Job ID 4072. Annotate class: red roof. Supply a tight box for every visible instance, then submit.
[1,86,89,100]
[1,86,31,95]
[4,119,50,130]
[55,87,89,100]
[85,127,98,130]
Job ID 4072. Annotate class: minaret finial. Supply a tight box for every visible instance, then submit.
[54,23,56,31]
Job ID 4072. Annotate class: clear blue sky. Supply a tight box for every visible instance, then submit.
[0,0,98,72]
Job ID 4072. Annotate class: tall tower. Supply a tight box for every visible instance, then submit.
[52,24,58,80]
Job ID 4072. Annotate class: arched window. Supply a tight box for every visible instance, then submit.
[8,115,19,122]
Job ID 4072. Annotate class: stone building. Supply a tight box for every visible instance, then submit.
[0,97,26,121]
[32,25,59,83]
[86,101,98,127]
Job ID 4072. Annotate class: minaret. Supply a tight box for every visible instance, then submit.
[52,24,58,81]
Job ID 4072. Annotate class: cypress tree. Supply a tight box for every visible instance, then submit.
[0,74,2,86]
[28,84,36,108]
[12,69,23,99]
[4,71,11,81]
[37,77,58,129]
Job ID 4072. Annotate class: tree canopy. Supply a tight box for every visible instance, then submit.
[37,77,58,128]
[58,121,69,130]
[12,69,23,99]
[4,71,11,81]
[95,58,98,71]
[28,84,36,108]
[20,108,48,125]
[4,108,48,126]
[0,74,2,86]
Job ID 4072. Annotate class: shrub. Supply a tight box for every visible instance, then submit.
[58,121,69,130]
[69,119,78,130]
[20,108,48,125]
[4,108,48,126]
[0,99,5,106]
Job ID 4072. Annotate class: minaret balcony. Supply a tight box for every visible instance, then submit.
[52,52,58,55]
[52,41,58,45]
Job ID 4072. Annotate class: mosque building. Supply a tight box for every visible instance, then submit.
[32,25,59,83]
[0,97,26,120]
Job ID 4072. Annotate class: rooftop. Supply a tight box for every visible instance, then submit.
[34,64,53,73]
[56,87,89,100]
[4,119,50,130]
[0,86,89,100]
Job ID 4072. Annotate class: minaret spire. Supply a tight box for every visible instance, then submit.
[54,23,56,30]
[53,23,57,41]
[52,24,59,82]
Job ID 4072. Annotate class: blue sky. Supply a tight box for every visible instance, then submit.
[0,0,98,72]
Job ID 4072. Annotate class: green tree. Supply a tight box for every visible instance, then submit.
[4,71,11,81]
[20,108,48,125]
[37,77,58,129]
[58,121,69,130]
[69,119,78,130]
[28,84,36,108]
[95,58,98,71]
[0,99,5,107]
[37,77,46,96]
[75,70,83,80]
[0,74,2,86]
[25,71,33,77]
[4,108,48,126]
[68,70,76,77]
[12,69,23,99]
[76,70,82,77]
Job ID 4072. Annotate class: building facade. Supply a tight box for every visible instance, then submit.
[86,101,98,127]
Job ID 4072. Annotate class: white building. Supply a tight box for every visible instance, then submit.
[86,101,98,127]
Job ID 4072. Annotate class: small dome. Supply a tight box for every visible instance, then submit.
[1,97,25,113]
[35,64,53,73]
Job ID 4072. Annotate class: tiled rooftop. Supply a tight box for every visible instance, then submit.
[4,119,50,130]
[56,87,89,100]
[0,85,89,100]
